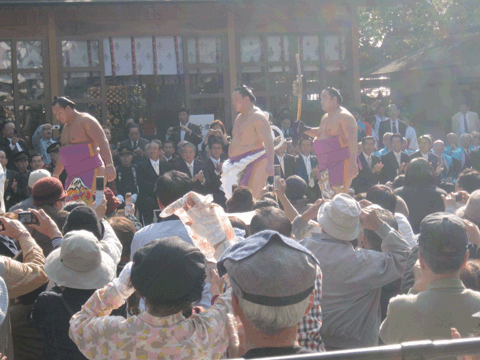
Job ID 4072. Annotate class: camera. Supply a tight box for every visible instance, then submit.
[18,211,38,225]
[455,193,464,202]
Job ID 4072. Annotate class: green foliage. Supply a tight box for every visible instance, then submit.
[358,0,480,75]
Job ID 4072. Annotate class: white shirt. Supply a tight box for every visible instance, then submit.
[185,160,194,177]
[420,152,429,161]
[374,115,388,136]
[460,112,470,134]
[393,151,402,167]
[8,138,22,152]
[150,158,160,175]
[180,122,190,142]
[165,155,173,161]
[394,213,416,248]
[363,152,373,169]
[130,220,211,309]
[405,126,418,151]
[210,156,221,175]
[301,153,314,187]
[276,154,285,175]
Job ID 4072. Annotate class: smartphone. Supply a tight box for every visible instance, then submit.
[52,125,61,130]
[273,164,281,190]
[95,176,105,206]
[455,193,463,202]
[18,211,38,225]
[125,192,132,207]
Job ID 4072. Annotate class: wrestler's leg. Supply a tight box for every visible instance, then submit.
[248,157,269,199]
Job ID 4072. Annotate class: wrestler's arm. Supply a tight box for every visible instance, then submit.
[53,133,65,178]
[339,114,359,178]
[304,127,321,139]
[83,117,114,167]
[254,114,275,175]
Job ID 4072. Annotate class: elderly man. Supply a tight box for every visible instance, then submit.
[292,194,410,349]
[374,132,393,157]
[452,100,480,140]
[173,141,205,193]
[0,121,28,170]
[32,123,56,165]
[452,133,474,169]
[378,104,407,144]
[218,230,319,357]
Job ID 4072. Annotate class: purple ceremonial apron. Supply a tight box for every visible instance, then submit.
[313,136,350,187]
[229,148,267,187]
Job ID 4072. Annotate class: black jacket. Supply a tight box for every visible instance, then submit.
[268,154,296,184]
[351,153,382,194]
[203,158,226,208]
[119,138,150,163]
[380,151,411,184]
[0,136,29,170]
[115,164,139,198]
[168,122,203,147]
[378,120,407,145]
[410,151,439,170]
[174,159,205,193]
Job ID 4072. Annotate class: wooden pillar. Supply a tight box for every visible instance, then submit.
[227,7,237,126]
[47,8,60,124]
[350,4,361,106]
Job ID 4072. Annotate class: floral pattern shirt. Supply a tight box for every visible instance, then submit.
[69,283,232,359]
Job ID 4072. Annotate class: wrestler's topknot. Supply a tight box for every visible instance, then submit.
[52,96,76,109]
[234,85,256,103]
[324,87,343,104]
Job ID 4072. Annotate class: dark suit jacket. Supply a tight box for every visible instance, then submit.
[268,154,296,184]
[410,151,439,170]
[294,154,321,201]
[174,159,205,193]
[380,151,411,184]
[378,120,407,146]
[351,153,381,194]
[0,136,29,170]
[471,148,480,173]
[168,122,203,147]
[203,158,226,208]
[137,159,172,204]
[4,169,21,210]
[119,138,150,163]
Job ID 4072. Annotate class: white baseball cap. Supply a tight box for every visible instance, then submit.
[28,169,51,188]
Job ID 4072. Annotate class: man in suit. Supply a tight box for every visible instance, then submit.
[410,135,440,171]
[11,151,30,204]
[163,140,179,164]
[173,141,205,193]
[452,133,474,170]
[0,121,28,170]
[0,150,20,210]
[203,138,226,208]
[433,140,458,188]
[380,134,411,184]
[452,100,480,140]
[166,108,203,148]
[119,123,149,164]
[380,213,480,344]
[378,104,407,147]
[294,138,320,201]
[352,136,383,194]
[268,136,295,185]
[137,139,172,225]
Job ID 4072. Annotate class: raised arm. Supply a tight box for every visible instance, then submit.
[254,114,275,176]
[339,114,359,179]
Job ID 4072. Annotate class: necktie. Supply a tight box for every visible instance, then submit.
[279,157,285,175]
[392,121,397,134]
[153,162,159,176]
[189,164,194,177]
[367,156,372,169]
[133,141,137,150]
[464,114,469,133]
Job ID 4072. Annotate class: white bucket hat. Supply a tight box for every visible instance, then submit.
[0,277,7,326]
[28,169,51,189]
[317,193,362,241]
[45,230,116,290]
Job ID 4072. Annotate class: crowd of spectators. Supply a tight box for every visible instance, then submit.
[1,98,480,360]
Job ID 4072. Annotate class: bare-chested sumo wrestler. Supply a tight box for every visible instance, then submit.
[221,86,274,200]
[51,97,116,205]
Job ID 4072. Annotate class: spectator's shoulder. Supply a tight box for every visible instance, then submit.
[388,292,418,310]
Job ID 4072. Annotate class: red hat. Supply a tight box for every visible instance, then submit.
[32,177,67,206]
[104,187,121,215]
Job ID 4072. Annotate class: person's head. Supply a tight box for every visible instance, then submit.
[1,121,15,139]
[285,175,307,201]
[178,108,190,125]
[418,135,432,155]
[42,123,52,140]
[472,132,480,147]
[148,140,163,161]
[387,104,399,120]
[44,230,116,290]
[390,134,403,153]
[321,87,342,113]
[155,170,192,209]
[218,231,318,336]
[117,145,134,167]
[209,138,223,161]
[13,151,29,173]
[418,213,469,276]
[130,236,205,317]
[363,207,398,251]
[377,104,386,117]
[280,118,291,130]
[102,126,111,142]
[125,118,135,127]
[163,140,175,158]
[128,124,141,142]
[457,169,480,194]
[455,190,480,228]
[404,158,436,187]
[361,136,376,156]
[447,133,458,146]
[0,150,7,169]
[108,216,135,264]
[47,142,61,164]
[176,140,187,156]
[28,169,50,192]
[210,119,226,134]
[51,96,76,124]
[253,198,280,210]
[299,138,313,157]
[274,136,287,156]
[366,185,397,213]
[32,176,67,208]
[433,140,445,155]
[250,207,292,237]
[63,205,103,240]
[232,85,256,113]
[401,137,408,152]
[180,142,196,164]
[383,132,393,150]
[460,259,480,291]
[317,193,362,241]
[460,100,470,115]
[461,133,472,149]
[226,186,255,213]
[31,153,44,171]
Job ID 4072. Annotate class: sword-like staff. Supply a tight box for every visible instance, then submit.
[292,54,303,146]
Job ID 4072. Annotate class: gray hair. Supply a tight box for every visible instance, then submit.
[181,141,196,154]
[238,295,310,335]
[149,139,163,149]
